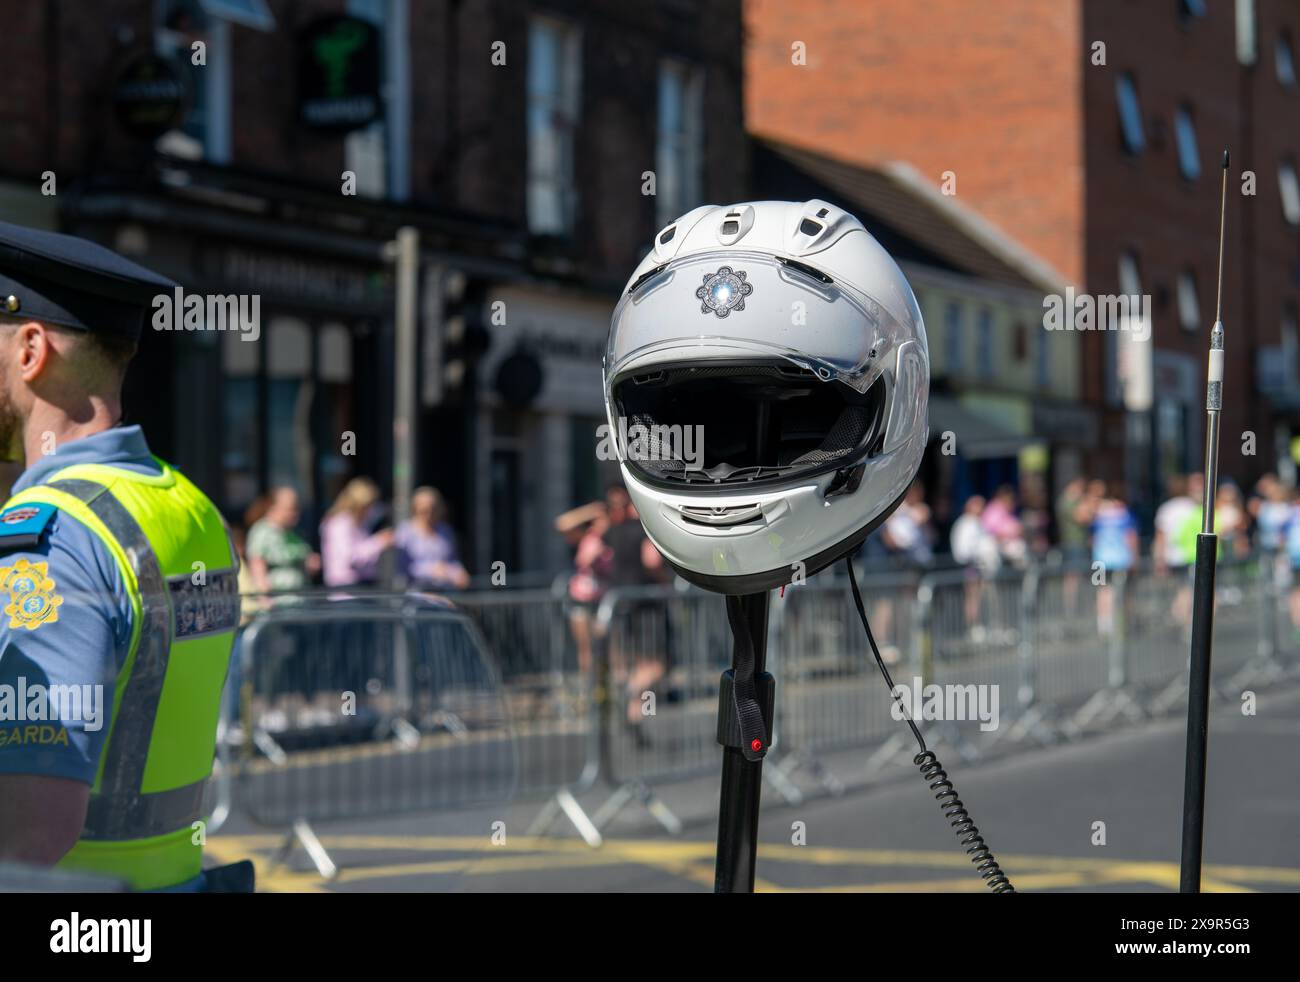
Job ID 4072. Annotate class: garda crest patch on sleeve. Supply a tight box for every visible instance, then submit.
[0,557,63,630]
[0,501,58,551]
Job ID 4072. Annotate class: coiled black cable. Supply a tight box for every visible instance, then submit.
[846,557,1015,894]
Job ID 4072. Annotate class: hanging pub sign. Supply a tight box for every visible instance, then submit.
[113,54,186,139]
[297,14,382,131]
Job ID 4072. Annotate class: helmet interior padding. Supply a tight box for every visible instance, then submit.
[612,362,886,489]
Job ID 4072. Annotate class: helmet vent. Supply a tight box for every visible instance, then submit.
[679,503,764,527]
[716,205,755,245]
[798,218,823,236]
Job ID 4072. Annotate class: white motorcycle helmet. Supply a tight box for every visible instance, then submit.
[603,199,929,594]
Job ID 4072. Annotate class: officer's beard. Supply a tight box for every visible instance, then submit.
[0,376,24,464]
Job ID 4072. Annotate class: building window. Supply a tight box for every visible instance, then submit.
[1278,34,1297,87]
[1280,160,1300,225]
[154,0,274,164]
[341,0,410,200]
[1174,105,1201,180]
[1236,0,1258,65]
[656,60,705,227]
[1035,325,1051,390]
[1116,73,1145,155]
[1112,251,1143,405]
[1118,250,1143,303]
[1283,303,1298,384]
[200,0,273,29]
[1013,322,1029,362]
[345,0,388,198]
[976,307,994,379]
[945,301,964,376]
[527,17,582,235]
[1177,269,1200,331]
[1178,0,1207,27]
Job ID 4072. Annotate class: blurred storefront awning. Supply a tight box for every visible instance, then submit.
[928,395,1033,460]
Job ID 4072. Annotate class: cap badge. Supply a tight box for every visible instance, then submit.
[696,266,753,318]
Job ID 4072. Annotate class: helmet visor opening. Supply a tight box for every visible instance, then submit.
[611,362,886,488]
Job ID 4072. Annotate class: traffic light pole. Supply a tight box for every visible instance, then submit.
[388,226,419,524]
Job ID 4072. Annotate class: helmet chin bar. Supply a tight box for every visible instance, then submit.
[658,477,910,595]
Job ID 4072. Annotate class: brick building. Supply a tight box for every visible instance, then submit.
[746,0,1300,518]
[0,0,745,578]
[752,137,1087,538]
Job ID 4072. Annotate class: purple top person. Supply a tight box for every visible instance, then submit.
[319,477,393,587]
[396,487,469,590]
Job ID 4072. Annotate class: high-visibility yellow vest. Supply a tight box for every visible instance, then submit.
[3,459,239,890]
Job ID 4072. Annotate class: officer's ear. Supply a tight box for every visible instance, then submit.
[11,320,57,384]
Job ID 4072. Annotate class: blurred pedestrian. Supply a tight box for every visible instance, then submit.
[320,477,395,588]
[950,495,999,631]
[1153,475,1196,575]
[245,486,320,595]
[1251,473,1291,554]
[881,481,934,566]
[1055,477,1095,617]
[1215,481,1249,558]
[555,500,608,678]
[1091,481,1137,636]
[1020,481,1051,558]
[597,483,668,742]
[1055,477,1090,563]
[951,495,998,569]
[1287,488,1300,640]
[983,485,1026,566]
[1152,473,1199,628]
[395,486,470,591]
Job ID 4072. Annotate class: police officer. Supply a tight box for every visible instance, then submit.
[0,221,240,891]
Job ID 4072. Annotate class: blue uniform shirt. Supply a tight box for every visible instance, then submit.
[0,426,161,784]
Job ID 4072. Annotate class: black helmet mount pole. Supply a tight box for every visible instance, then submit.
[1179,149,1230,894]
[714,591,775,892]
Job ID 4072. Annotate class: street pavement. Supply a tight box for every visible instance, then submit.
[208,680,1300,893]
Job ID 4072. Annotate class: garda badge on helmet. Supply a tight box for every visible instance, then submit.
[696,266,753,318]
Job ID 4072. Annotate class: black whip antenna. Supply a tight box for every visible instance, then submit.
[1178,148,1229,893]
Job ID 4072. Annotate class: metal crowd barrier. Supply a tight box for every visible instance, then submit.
[225,592,517,876]
[207,554,1298,871]
[454,587,603,844]
[769,569,920,795]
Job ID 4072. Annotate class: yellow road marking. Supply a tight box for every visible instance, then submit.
[208,832,1293,893]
